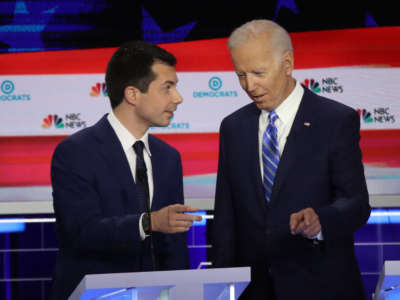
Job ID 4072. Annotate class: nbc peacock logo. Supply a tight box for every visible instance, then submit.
[301,79,321,93]
[41,114,65,129]
[357,109,373,123]
[90,83,108,97]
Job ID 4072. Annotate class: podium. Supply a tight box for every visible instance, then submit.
[68,267,250,300]
[374,261,400,300]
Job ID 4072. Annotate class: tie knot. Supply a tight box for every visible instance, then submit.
[269,110,279,125]
[133,140,145,156]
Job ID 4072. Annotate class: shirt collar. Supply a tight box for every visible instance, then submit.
[107,111,151,156]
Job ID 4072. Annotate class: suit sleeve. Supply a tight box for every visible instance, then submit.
[51,140,143,256]
[315,109,371,242]
[212,120,237,267]
[157,152,190,269]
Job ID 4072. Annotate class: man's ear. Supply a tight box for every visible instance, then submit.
[282,50,294,76]
[124,86,139,105]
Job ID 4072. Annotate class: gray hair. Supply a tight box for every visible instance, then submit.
[228,19,293,58]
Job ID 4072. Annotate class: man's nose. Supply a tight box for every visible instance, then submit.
[244,76,256,92]
[174,89,183,104]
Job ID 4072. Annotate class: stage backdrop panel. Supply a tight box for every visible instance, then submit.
[1,27,400,211]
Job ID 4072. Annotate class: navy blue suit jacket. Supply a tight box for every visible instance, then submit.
[213,87,371,300]
[50,115,188,300]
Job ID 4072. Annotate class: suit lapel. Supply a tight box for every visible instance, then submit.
[93,115,140,212]
[148,135,161,211]
[243,104,268,211]
[269,90,315,205]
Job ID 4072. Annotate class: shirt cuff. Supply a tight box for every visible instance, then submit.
[139,213,146,240]
[312,231,324,240]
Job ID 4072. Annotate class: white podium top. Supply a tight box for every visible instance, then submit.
[374,260,400,300]
[69,267,251,300]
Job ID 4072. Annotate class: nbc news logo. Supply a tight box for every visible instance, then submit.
[357,108,395,124]
[301,78,343,94]
[41,113,87,129]
[301,79,321,93]
[357,109,373,123]
[90,83,108,97]
[41,114,64,129]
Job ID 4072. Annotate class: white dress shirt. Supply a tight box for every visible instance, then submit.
[258,80,304,173]
[258,81,323,240]
[107,111,153,239]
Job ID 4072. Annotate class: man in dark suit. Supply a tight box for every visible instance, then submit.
[50,40,201,300]
[212,20,371,300]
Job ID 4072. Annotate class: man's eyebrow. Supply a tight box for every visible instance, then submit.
[252,67,267,72]
[162,80,178,85]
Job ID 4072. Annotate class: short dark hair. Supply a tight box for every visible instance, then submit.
[105,40,177,109]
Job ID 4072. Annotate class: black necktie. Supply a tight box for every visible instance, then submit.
[133,141,156,270]
[133,141,150,212]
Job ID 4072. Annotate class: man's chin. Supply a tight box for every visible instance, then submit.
[255,102,268,110]
[255,100,275,111]
[157,120,171,127]
[149,120,169,128]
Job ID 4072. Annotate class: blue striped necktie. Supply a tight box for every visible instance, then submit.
[262,110,280,202]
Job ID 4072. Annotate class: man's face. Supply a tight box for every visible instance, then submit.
[134,62,183,128]
[230,33,294,111]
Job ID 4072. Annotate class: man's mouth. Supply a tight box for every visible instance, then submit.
[166,110,175,117]
[251,94,265,102]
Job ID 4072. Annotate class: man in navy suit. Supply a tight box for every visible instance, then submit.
[212,20,371,299]
[50,40,201,300]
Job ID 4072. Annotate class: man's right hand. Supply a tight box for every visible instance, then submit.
[151,204,202,233]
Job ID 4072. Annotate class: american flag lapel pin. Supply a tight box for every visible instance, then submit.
[304,122,311,127]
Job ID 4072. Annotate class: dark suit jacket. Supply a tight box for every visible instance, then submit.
[212,87,371,300]
[50,115,188,300]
